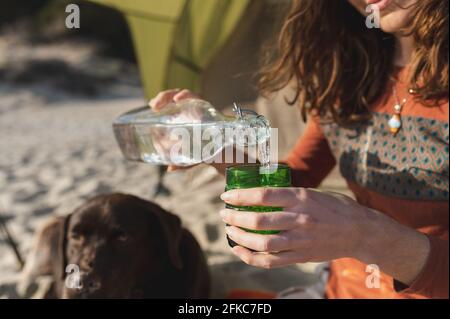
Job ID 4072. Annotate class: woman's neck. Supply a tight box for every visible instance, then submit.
[394,35,415,67]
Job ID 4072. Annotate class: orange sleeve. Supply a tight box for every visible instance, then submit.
[395,233,449,299]
[283,117,336,188]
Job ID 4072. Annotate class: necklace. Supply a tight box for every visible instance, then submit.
[388,83,408,136]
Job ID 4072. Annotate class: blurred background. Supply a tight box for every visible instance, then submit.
[0,0,347,298]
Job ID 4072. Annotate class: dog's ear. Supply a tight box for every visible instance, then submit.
[53,214,71,282]
[150,204,184,270]
[18,216,68,297]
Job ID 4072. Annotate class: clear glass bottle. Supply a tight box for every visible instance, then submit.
[113,99,270,166]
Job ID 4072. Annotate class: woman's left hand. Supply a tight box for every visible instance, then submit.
[220,187,431,285]
[220,187,371,268]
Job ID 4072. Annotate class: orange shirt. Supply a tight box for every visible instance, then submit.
[285,67,449,299]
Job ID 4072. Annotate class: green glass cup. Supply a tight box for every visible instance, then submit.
[225,164,292,249]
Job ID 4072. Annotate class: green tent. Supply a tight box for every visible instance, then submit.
[86,0,250,99]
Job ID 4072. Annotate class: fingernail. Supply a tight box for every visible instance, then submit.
[220,191,233,202]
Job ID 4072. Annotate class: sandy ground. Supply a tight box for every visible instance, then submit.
[0,36,344,299]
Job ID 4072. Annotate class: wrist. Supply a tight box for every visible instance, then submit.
[352,207,383,263]
[354,208,431,285]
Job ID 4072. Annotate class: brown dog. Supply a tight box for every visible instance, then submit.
[20,193,210,299]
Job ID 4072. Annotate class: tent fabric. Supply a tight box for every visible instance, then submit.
[86,0,250,99]
[86,0,186,20]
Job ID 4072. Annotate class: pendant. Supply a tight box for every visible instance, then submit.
[388,113,402,136]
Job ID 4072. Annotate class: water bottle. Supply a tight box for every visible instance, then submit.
[113,99,271,166]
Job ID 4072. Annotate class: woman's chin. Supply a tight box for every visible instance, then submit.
[379,11,413,34]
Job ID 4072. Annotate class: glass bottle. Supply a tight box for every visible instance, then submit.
[113,99,270,166]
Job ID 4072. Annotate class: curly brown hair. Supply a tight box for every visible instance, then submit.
[259,0,449,125]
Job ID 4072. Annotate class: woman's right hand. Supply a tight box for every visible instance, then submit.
[149,89,201,111]
[148,89,255,175]
[148,89,202,172]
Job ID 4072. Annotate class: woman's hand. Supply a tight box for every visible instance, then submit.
[149,89,201,172]
[220,188,368,266]
[148,89,257,175]
[149,89,200,111]
[220,187,430,285]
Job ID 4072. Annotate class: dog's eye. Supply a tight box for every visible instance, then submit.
[112,229,129,242]
[70,231,83,241]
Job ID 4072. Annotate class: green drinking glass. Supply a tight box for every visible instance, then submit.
[225,164,292,249]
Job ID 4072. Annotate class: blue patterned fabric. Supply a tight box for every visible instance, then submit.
[321,113,449,201]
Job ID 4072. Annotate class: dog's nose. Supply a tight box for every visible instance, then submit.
[79,273,101,293]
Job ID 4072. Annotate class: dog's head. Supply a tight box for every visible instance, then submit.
[56,193,184,298]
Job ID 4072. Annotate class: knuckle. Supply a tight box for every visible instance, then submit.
[231,229,242,242]
[225,212,235,224]
[224,216,233,226]
[292,187,301,198]
[303,190,311,201]
[251,215,266,230]
[296,213,315,227]
[259,238,271,252]
[155,91,167,99]
[178,89,192,96]
[284,188,297,198]
[296,188,309,201]
[258,188,272,203]
[261,259,274,269]
[280,233,293,247]
[242,254,253,266]
[282,189,298,206]
[249,219,260,230]
[234,191,242,204]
